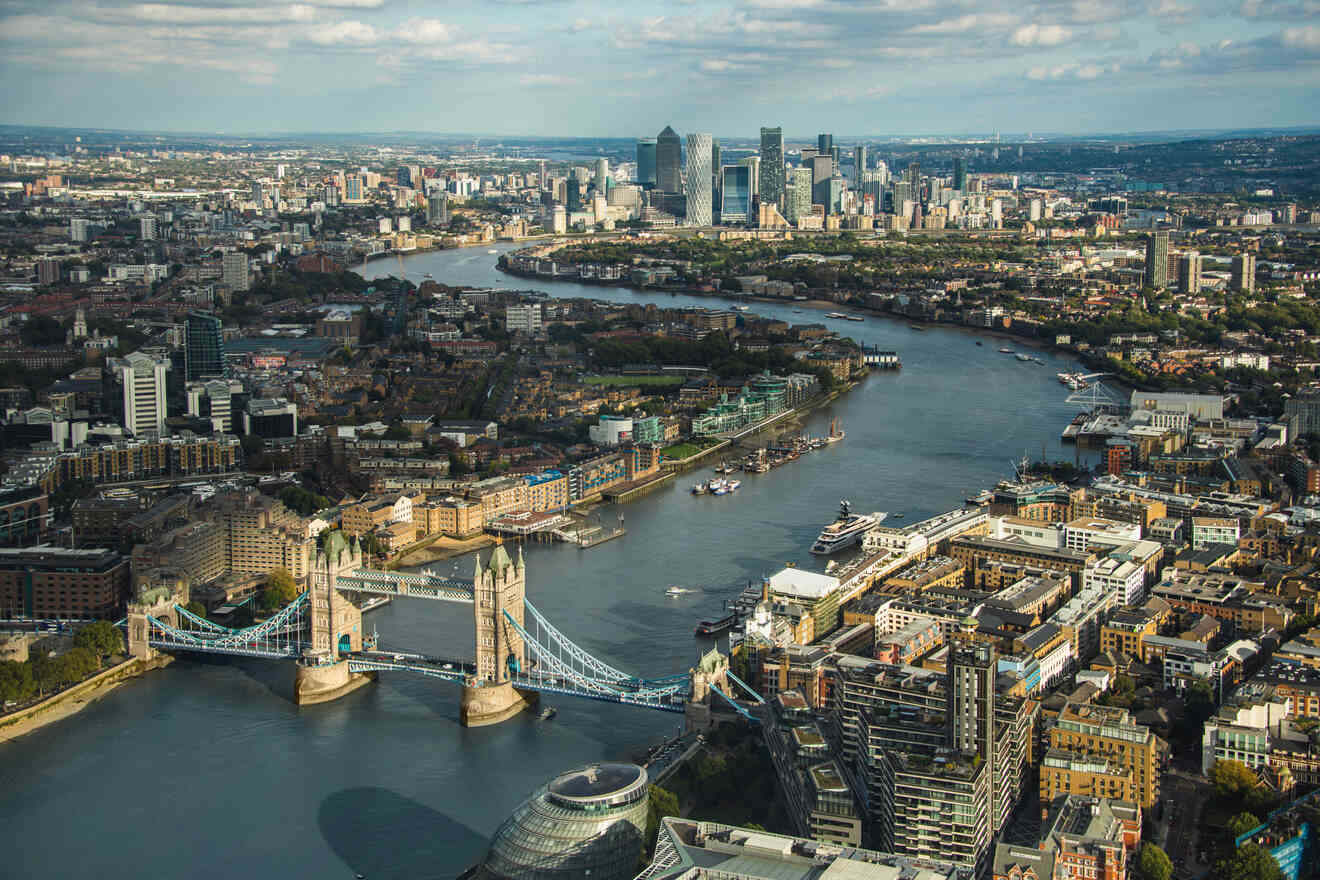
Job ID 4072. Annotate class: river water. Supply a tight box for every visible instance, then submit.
[0,244,1093,879]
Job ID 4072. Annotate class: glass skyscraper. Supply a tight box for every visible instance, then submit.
[759,126,785,210]
[719,165,751,224]
[635,138,657,188]
[852,145,866,189]
[684,133,713,226]
[655,125,682,194]
[185,311,225,381]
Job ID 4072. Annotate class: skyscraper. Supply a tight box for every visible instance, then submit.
[810,155,833,208]
[852,145,866,189]
[758,126,785,209]
[1178,252,1201,294]
[594,158,609,192]
[785,167,813,224]
[1231,253,1256,293]
[952,156,967,191]
[711,141,721,202]
[120,352,169,436]
[947,619,996,765]
[656,126,682,194]
[684,133,713,227]
[566,177,583,212]
[817,133,833,160]
[740,156,760,205]
[719,165,751,224]
[1145,231,1170,289]
[221,252,250,292]
[635,138,657,188]
[185,311,225,381]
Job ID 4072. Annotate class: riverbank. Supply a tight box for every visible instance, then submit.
[392,532,496,568]
[0,654,174,744]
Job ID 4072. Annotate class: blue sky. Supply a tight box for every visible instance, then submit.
[1,0,1317,137]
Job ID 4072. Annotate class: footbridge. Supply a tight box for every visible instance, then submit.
[115,530,755,726]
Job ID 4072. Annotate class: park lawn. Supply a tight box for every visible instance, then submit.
[661,441,714,460]
[583,374,684,389]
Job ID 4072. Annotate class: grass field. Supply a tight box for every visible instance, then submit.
[661,441,714,460]
[583,374,684,388]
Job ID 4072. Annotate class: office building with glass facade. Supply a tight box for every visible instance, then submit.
[720,164,751,224]
[684,132,713,227]
[635,138,657,188]
[656,125,682,194]
[185,311,225,381]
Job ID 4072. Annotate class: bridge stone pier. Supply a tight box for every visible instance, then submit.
[461,542,538,726]
[126,569,191,661]
[295,531,372,706]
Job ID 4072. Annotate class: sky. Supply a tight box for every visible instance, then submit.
[0,0,1318,138]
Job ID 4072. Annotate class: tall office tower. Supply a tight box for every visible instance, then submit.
[566,178,583,212]
[711,141,721,198]
[817,133,834,160]
[1231,253,1256,293]
[906,161,920,185]
[427,191,450,225]
[221,252,250,292]
[785,167,813,224]
[635,138,657,188]
[719,165,751,224]
[185,311,226,381]
[953,156,967,191]
[120,351,169,436]
[892,181,912,215]
[852,145,866,189]
[810,155,834,207]
[251,182,264,204]
[594,158,608,191]
[656,125,682,194]
[740,156,760,205]
[396,166,412,187]
[758,126,785,209]
[140,216,158,241]
[1145,231,1170,289]
[1179,252,1202,294]
[685,133,714,226]
[538,160,547,190]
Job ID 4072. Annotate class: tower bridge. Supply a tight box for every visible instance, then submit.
[117,530,755,727]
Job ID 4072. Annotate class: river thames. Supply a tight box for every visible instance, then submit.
[0,243,1094,879]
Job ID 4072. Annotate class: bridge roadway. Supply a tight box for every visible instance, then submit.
[334,569,475,603]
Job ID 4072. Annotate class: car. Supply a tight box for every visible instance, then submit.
[442,663,454,670]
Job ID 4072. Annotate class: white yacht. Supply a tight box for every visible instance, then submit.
[810,500,886,555]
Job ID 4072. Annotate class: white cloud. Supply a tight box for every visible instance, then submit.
[395,18,451,43]
[911,13,1016,34]
[123,4,318,25]
[1011,23,1073,46]
[1280,25,1320,49]
[518,73,578,86]
[305,20,378,44]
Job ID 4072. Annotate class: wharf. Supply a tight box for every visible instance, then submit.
[602,470,675,502]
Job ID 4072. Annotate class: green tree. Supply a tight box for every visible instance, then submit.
[72,620,124,658]
[1210,759,1259,801]
[0,660,35,703]
[1212,843,1284,880]
[1226,812,1261,840]
[184,601,208,619]
[1135,843,1173,880]
[259,567,299,611]
[643,784,681,860]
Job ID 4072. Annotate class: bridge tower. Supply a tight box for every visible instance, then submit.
[295,529,372,705]
[461,542,536,726]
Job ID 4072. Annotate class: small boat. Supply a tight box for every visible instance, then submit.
[893,513,905,518]
[825,418,845,443]
[726,480,741,492]
[666,586,692,596]
[826,312,847,319]
[909,324,925,331]
[1015,353,1033,362]
[999,347,1015,354]
[845,315,864,322]
[975,341,982,346]
[487,249,498,254]
[732,305,750,311]
[423,272,434,279]
[539,707,556,720]
[792,308,803,313]
[691,482,708,495]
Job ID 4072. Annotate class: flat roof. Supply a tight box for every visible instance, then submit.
[768,568,841,601]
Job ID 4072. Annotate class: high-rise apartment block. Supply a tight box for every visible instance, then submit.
[1231,253,1256,293]
[120,351,170,436]
[1178,252,1201,294]
[685,132,713,227]
[759,126,785,210]
[222,252,250,292]
[140,216,158,241]
[1144,231,1170,289]
[786,167,813,225]
[656,125,682,194]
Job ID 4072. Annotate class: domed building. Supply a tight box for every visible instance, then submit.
[474,763,650,880]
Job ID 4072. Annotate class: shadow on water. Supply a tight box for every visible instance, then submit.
[319,787,488,880]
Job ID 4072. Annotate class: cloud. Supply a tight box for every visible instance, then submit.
[1011,23,1073,46]
[1280,24,1320,49]
[121,3,318,24]
[911,13,1017,34]
[518,73,578,86]
[305,20,378,44]
[1026,61,1118,79]
[396,19,452,43]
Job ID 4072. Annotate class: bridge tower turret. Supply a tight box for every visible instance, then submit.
[461,542,536,726]
[295,529,372,706]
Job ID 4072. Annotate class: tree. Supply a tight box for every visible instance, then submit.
[1226,812,1261,840]
[643,785,681,861]
[184,601,208,619]
[72,620,124,658]
[1211,759,1259,801]
[1212,843,1284,880]
[0,660,35,704]
[1135,843,1173,880]
[264,567,298,606]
